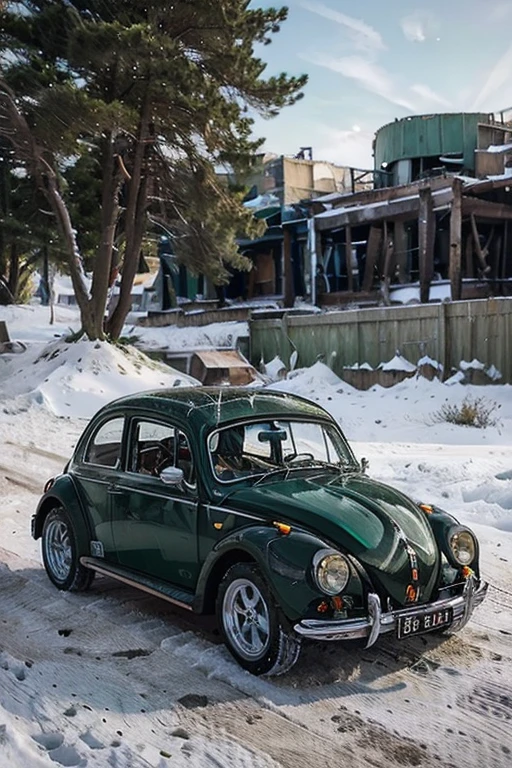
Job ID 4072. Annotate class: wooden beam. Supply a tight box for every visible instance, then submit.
[382,222,395,281]
[315,187,453,231]
[450,179,462,300]
[345,225,353,292]
[362,226,382,292]
[462,197,512,220]
[464,232,474,279]
[394,220,408,283]
[470,214,490,273]
[418,187,435,304]
[283,227,294,308]
[312,173,453,214]
[503,221,509,279]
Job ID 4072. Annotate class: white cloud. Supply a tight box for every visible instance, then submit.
[301,2,385,54]
[306,53,416,112]
[401,15,426,42]
[400,12,439,43]
[472,42,512,109]
[314,125,374,168]
[410,84,451,108]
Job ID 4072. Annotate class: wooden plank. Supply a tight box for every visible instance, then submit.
[362,226,382,292]
[462,197,512,220]
[449,179,462,300]
[418,187,434,304]
[345,226,353,292]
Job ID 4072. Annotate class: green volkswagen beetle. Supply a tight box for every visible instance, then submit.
[32,388,487,675]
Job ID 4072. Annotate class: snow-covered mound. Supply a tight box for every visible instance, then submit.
[0,338,198,419]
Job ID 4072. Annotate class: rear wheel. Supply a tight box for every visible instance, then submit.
[42,507,94,592]
[216,563,301,676]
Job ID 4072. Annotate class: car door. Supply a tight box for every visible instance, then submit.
[109,417,199,591]
[72,415,126,562]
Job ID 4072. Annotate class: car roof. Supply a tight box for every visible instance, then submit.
[102,387,332,431]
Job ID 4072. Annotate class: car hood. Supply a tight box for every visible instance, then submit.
[226,472,440,605]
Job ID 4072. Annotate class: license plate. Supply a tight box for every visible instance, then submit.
[397,607,453,639]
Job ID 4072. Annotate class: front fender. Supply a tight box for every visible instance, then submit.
[194,525,346,621]
[426,505,481,577]
[32,475,92,556]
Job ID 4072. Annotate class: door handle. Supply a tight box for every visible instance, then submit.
[108,484,125,496]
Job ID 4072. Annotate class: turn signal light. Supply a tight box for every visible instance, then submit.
[44,478,55,493]
[419,503,433,515]
[405,585,417,602]
[273,521,291,535]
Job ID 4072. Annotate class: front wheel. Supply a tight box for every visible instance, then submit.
[41,507,94,592]
[216,563,301,676]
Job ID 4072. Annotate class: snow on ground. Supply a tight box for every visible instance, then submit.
[126,320,249,353]
[1,303,512,767]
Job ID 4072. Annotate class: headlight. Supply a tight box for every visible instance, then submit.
[312,549,350,595]
[449,529,476,566]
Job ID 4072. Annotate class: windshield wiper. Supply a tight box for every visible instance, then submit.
[253,467,291,486]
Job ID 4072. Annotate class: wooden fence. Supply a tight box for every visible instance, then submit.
[249,298,512,384]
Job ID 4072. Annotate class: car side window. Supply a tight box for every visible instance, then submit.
[84,417,124,468]
[132,421,175,476]
[176,430,196,487]
[130,422,196,488]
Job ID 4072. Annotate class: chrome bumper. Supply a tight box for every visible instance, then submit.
[294,576,488,646]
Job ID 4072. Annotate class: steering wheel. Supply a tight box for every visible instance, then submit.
[283,452,315,466]
[154,441,175,475]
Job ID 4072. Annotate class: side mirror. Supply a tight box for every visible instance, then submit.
[361,457,369,474]
[160,466,184,486]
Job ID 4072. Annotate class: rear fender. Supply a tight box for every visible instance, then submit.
[194,525,346,621]
[32,475,91,556]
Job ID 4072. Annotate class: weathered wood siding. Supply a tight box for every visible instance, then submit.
[250,298,512,383]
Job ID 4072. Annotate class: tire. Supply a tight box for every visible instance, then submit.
[41,507,94,592]
[216,563,301,676]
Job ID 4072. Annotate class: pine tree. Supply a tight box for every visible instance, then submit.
[0,1,306,339]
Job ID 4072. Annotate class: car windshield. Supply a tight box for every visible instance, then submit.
[208,420,358,482]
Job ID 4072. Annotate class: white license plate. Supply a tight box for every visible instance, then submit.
[397,607,453,639]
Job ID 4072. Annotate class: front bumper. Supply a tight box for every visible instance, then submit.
[294,576,488,647]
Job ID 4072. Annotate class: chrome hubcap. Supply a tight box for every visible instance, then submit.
[45,519,72,582]
[222,578,270,661]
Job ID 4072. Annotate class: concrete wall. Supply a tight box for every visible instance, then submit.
[250,298,512,384]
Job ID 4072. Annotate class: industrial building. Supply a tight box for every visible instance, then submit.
[281,110,512,308]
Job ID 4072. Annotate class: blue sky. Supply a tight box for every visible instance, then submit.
[251,0,512,168]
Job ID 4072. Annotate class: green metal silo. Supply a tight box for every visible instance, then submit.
[374,112,494,185]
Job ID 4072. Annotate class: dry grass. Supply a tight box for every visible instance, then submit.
[430,395,501,429]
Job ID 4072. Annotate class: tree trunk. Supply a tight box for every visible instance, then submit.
[8,242,19,299]
[90,133,121,337]
[42,173,100,337]
[106,94,151,340]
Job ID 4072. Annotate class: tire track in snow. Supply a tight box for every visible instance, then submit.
[0,553,468,768]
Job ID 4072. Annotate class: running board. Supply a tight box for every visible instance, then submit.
[80,556,194,611]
